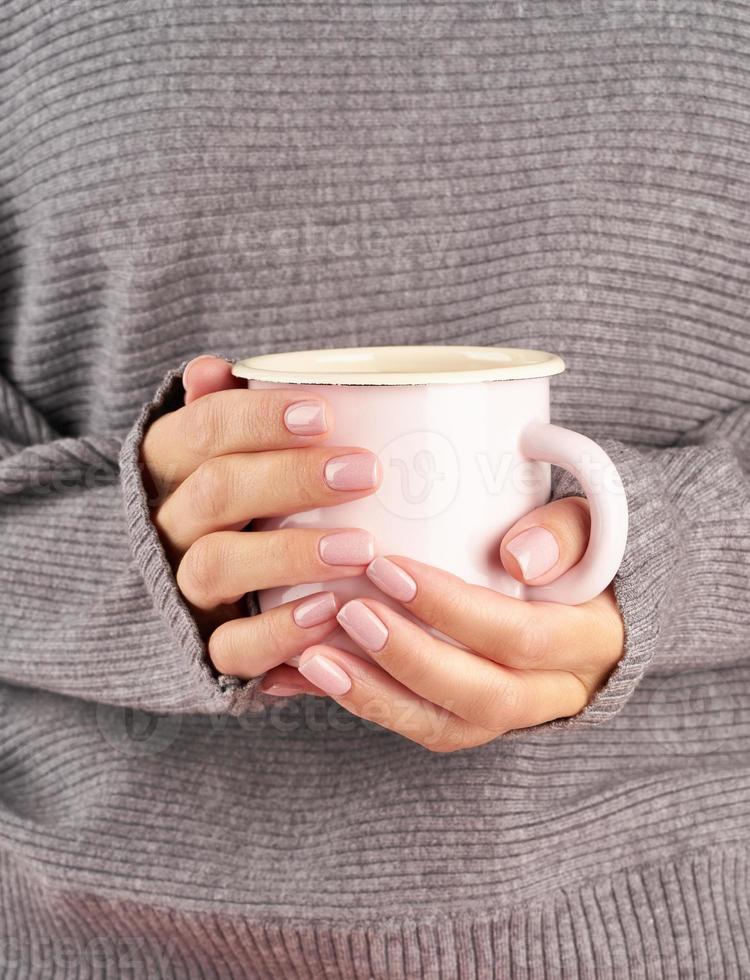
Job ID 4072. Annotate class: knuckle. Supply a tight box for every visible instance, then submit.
[255,449,317,511]
[555,497,590,547]
[590,599,624,666]
[380,640,431,690]
[252,605,287,653]
[422,725,470,754]
[177,535,226,606]
[423,737,459,754]
[419,581,467,631]
[185,393,227,458]
[270,529,307,576]
[422,740,450,754]
[250,391,284,439]
[439,583,469,619]
[280,449,326,507]
[568,672,593,714]
[509,614,550,666]
[187,457,235,524]
[472,674,523,731]
[415,712,471,753]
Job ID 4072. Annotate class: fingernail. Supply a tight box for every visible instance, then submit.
[366,557,417,602]
[298,650,352,696]
[324,453,380,491]
[182,354,213,388]
[262,682,307,697]
[292,591,338,628]
[337,600,388,653]
[319,530,375,566]
[506,526,560,580]
[284,400,327,436]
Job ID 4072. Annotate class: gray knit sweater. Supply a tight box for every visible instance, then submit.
[1,1,749,977]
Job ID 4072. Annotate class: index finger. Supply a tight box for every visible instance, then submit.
[142,387,332,498]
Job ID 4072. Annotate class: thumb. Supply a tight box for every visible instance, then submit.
[500,496,590,586]
[182,355,246,404]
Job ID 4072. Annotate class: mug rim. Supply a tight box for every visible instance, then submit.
[231,345,566,386]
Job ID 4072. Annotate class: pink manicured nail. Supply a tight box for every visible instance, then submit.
[319,530,375,566]
[284,401,327,435]
[292,591,338,628]
[298,649,352,696]
[506,526,560,581]
[366,557,417,602]
[262,682,307,697]
[324,453,380,491]
[337,600,388,653]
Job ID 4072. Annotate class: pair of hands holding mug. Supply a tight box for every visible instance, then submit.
[142,355,624,752]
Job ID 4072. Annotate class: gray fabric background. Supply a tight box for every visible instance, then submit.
[0,0,749,976]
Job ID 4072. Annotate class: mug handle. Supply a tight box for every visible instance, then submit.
[512,421,629,605]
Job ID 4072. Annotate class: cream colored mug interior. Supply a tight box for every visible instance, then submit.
[231,345,566,386]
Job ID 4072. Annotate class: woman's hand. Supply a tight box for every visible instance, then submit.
[261,497,625,751]
[140,356,382,676]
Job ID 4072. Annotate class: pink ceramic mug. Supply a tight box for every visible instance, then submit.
[232,346,628,640]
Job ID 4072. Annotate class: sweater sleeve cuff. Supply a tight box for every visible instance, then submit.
[119,364,263,716]
[544,440,671,730]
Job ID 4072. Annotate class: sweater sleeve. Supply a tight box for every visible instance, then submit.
[0,367,261,715]
[551,402,750,730]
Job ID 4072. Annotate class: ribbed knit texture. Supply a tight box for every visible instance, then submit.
[1,0,749,976]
